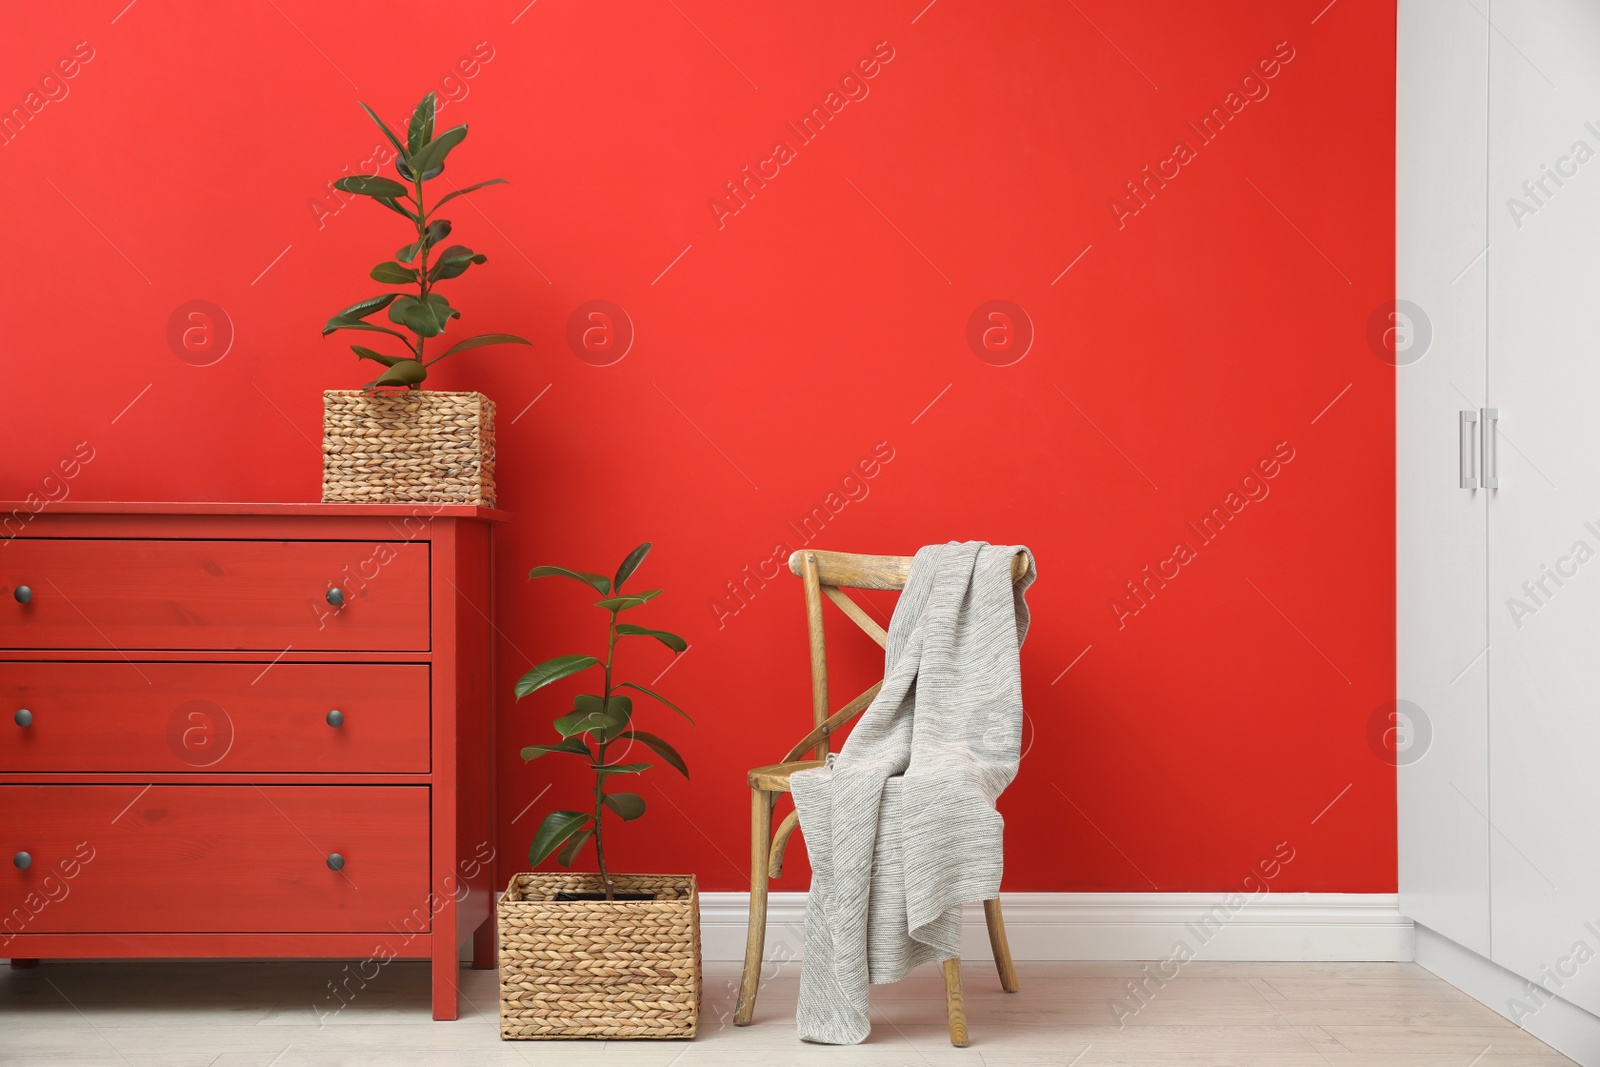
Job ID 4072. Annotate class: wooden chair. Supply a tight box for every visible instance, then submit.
[734,548,1029,1046]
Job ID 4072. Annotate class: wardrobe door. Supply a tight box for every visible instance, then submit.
[1486,0,1600,1017]
[1396,0,1492,955]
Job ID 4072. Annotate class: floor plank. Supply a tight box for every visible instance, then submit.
[0,959,1579,1065]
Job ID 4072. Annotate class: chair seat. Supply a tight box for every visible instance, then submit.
[747,759,824,792]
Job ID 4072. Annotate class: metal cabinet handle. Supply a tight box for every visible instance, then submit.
[13,852,30,870]
[326,709,345,728]
[1483,408,1499,489]
[326,853,345,871]
[13,709,32,727]
[1459,410,1480,490]
[325,587,345,607]
[12,586,31,604]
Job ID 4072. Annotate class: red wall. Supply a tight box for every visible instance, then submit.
[0,1,1395,893]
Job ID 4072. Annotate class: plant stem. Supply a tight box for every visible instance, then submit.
[594,608,620,900]
[412,173,429,384]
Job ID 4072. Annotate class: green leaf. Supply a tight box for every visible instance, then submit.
[594,761,651,778]
[614,543,652,593]
[603,792,646,821]
[432,333,533,363]
[406,93,437,157]
[351,345,403,367]
[397,220,452,264]
[370,260,418,284]
[334,174,411,199]
[528,810,592,867]
[521,736,591,761]
[575,693,632,716]
[325,294,398,327]
[553,705,628,742]
[595,589,660,611]
[358,101,410,162]
[434,178,508,210]
[616,624,687,653]
[427,244,487,282]
[617,681,695,725]
[555,828,592,867]
[528,565,610,596]
[514,654,600,698]
[369,359,427,389]
[388,293,459,338]
[409,123,468,177]
[621,729,690,779]
[561,694,634,740]
[374,196,419,222]
[325,320,418,353]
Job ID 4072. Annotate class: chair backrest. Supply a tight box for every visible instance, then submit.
[785,547,1032,759]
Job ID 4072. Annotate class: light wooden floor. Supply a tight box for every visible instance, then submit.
[0,958,1576,1066]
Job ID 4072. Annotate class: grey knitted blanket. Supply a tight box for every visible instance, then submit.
[789,541,1035,1045]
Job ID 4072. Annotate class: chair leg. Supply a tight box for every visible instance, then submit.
[983,897,1020,993]
[735,789,775,1026]
[942,957,969,1047]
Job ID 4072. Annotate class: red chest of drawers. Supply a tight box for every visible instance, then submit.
[0,502,504,1020]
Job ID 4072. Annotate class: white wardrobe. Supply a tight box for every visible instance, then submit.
[1399,0,1600,1055]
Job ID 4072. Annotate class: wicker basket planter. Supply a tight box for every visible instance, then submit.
[498,872,701,1040]
[322,390,496,507]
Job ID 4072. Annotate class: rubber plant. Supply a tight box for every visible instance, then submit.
[516,542,693,900]
[321,92,530,389]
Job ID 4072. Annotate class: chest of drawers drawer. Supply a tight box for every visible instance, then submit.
[1,785,431,933]
[1,539,430,651]
[2,663,430,774]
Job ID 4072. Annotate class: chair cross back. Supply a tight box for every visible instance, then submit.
[785,548,1032,761]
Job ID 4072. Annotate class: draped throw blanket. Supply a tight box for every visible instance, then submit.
[789,541,1035,1045]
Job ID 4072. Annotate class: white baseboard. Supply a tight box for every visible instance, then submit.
[700,891,1413,964]
[1415,924,1600,1067]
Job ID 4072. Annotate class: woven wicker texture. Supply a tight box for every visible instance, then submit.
[499,873,701,1040]
[322,390,496,507]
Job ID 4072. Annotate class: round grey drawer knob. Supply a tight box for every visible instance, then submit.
[13,852,30,870]
[13,586,32,604]
[325,587,345,607]
[14,709,32,727]
[326,853,346,871]
[326,709,345,728]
